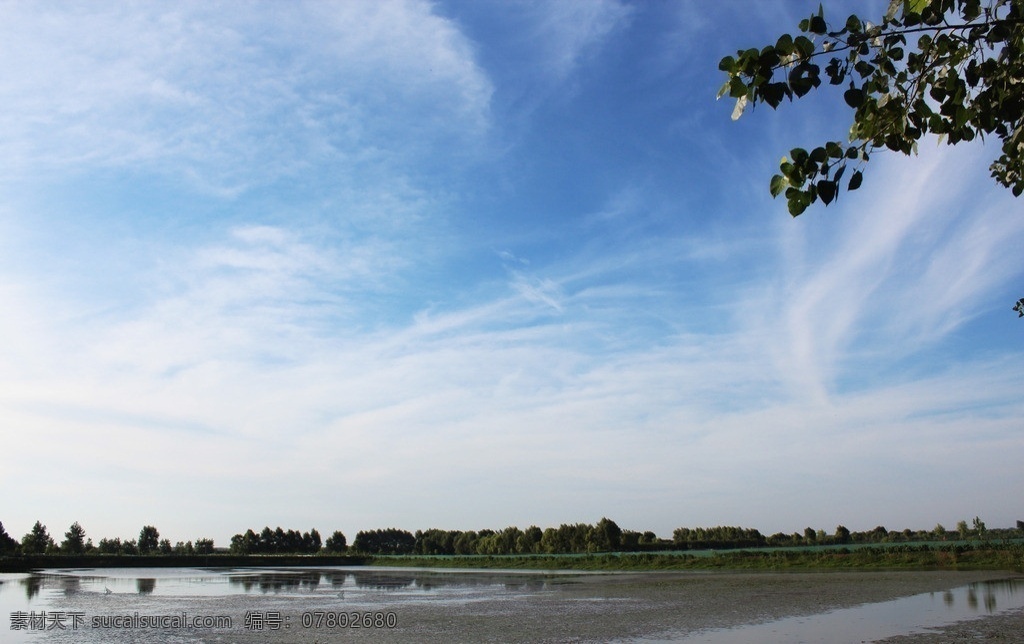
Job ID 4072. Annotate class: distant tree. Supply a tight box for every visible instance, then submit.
[121,539,139,555]
[258,527,274,553]
[0,522,19,554]
[933,523,947,539]
[834,525,851,544]
[174,541,195,555]
[194,538,215,554]
[61,522,87,555]
[97,537,122,554]
[591,518,623,552]
[158,539,173,555]
[352,528,416,555]
[804,527,817,544]
[21,521,55,554]
[324,530,348,553]
[972,516,987,538]
[138,526,160,554]
[454,531,478,555]
[957,519,970,539]
[229,529,257,555]
[303,529,322,554]
[519,526,544,554]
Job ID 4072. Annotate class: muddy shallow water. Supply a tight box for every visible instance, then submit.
[3,567,1022,643]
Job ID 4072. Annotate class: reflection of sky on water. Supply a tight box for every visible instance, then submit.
[670,578,1024,644]
[0,567,562,602]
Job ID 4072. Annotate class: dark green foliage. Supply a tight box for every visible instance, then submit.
[367,542,1024,573]
[97,537,122,555]
[721,0,1024,215]
[138,526,160,554]
[0,522,18,555]
[21,521,55,555]
[228,526,321,554]
[61,522,87,555]
[409,521,651,556]
[672,525,767,549]
[353,528,416,554]
[324,530,348,553]
[194,538,215,554]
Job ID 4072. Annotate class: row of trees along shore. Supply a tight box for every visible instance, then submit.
[3,517,1022,557]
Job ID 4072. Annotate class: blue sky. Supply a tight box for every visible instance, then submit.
[1,0,1022,547]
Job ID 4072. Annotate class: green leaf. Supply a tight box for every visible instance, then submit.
[848,170,863,191]
[788,193,809,217]
[770,174,788,198]
[775,34,794,55]
[794,35,815,57]
[817,180,837,205]
[904,0,928,15]
[844,87,864,108]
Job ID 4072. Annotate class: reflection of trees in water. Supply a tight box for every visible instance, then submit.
[21,575,42,600]
[326,572,349,588]
[978,578,1023,612]
[221,569,555,594]
[60,575,81,597]
[984,590,997,612]
[962,579,1024,613]
[228,571,323,594]
[367,573,551,593]
[945,580,1023,613]
[137,578,156,595]
[352,572,414,590]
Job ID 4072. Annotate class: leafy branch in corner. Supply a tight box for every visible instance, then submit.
[719,0,1024,216]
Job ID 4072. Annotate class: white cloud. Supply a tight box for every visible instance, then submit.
[753,143,1024,401]
[0,0,493,194]
[525,0,633,82]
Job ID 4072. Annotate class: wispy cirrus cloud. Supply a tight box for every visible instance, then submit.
[0,0,492,194]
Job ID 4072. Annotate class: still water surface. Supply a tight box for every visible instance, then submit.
[1,568,1021,642]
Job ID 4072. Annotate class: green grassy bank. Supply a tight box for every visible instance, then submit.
[4,543,1021,574]
[366,543,1024,573]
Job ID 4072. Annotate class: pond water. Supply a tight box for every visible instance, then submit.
[670,577,1024,643]
[1,568,1021,643]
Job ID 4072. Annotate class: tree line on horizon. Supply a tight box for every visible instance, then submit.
[2,516,1021,558]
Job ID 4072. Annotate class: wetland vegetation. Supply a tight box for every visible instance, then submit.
[2,517,1022,573]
